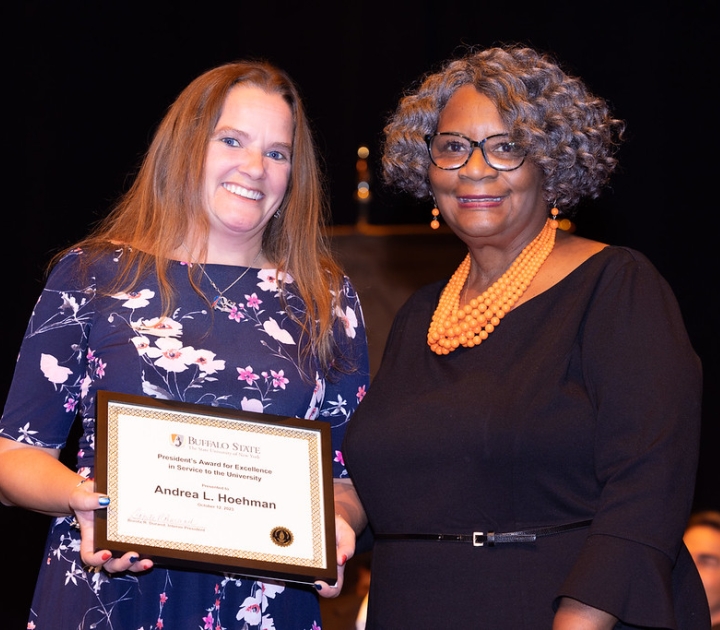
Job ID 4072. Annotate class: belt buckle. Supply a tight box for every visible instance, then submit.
[473,531,496,546]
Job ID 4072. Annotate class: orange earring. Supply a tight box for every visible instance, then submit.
[550,203,559,228]
[430,198,440,230]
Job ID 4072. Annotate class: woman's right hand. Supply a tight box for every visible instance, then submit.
[71,479,154,574]
[0,439,153,574]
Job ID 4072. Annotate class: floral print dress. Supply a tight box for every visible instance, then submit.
[0,248,370,630]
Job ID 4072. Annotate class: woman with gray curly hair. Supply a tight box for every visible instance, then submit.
[336,45,708,628]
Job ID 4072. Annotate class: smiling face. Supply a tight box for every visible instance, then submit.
[428,85,547,251]
[202,84,293,254]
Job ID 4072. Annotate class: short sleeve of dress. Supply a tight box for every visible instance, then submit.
[316,276,370,479]
[555,249,704,627]
[1,250,94,448]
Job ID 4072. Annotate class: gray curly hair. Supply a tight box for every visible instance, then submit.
[381,45,625,211]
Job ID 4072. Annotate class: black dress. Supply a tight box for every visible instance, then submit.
[344,247,710,629]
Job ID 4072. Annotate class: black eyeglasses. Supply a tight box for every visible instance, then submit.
[425,132,526,171]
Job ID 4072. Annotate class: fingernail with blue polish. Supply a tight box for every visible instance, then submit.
[129,555,139,564]
[314,583,322,591]
[99,497,111,506]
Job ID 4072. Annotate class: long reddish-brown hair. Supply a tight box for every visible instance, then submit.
[54,60,346,373]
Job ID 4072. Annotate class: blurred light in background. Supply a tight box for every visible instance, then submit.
[356,146,371,203]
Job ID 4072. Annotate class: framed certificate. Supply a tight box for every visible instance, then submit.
[95,390,337,584]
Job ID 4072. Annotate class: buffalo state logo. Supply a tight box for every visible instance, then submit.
[270,526,294,547]
[171,434,184,447]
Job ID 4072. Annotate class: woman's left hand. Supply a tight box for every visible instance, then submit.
[553,597,618,629]
[314,514,356,598]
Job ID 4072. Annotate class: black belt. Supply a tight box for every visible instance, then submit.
[375,520,592,547]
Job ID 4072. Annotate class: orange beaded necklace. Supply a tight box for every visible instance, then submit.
[427,213,559,355]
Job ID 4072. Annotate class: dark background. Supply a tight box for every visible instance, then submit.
[3,1,716,625]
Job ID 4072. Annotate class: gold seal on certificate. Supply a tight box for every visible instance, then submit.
[94,391,337,584]
[270,527,294,547]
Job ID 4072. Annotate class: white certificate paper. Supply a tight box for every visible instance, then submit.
[95,391,337,584]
